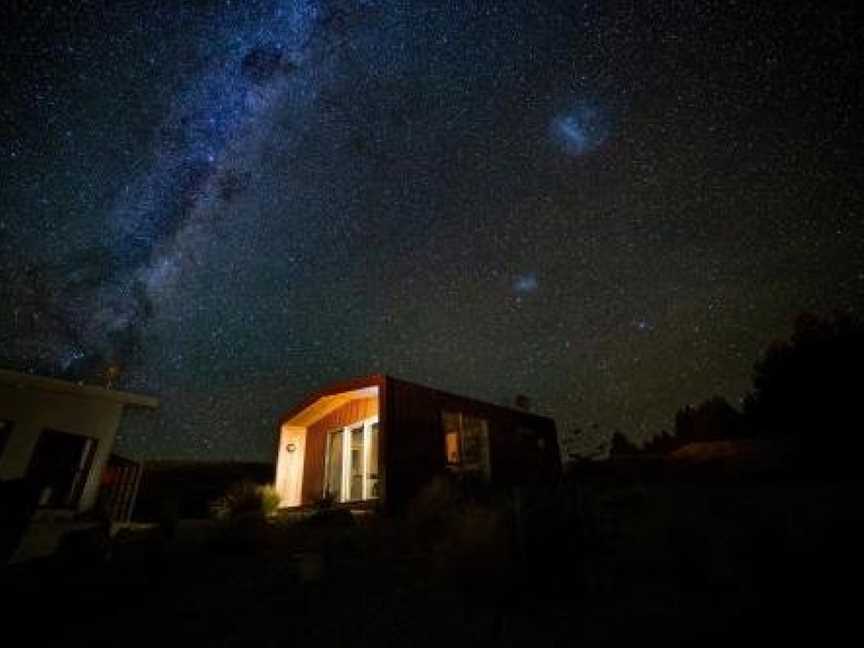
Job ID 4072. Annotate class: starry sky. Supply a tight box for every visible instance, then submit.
[2,1,862,461]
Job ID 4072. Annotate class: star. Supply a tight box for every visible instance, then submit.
[0,0,860,460]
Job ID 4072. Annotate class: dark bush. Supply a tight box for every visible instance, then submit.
[158,494,182,539]
[210,512,270,555]
[0,478,40,564]
[404,474,515,574]
[110,525,165,562]
[305,506,355,529]
[56,524,111,563]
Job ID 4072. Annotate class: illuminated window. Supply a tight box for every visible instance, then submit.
[324,417,380,503]
[442,411,490,477]
[443,412,461,465]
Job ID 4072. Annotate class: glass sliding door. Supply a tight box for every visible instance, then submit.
[323,417,379,503]
[366,422,380,499]
[349,425,364,501]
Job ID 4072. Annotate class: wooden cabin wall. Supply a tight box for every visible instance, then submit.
[384,379,446,513]
[384,377,560,512]
[301,397,378,505]
[488,412,560,485]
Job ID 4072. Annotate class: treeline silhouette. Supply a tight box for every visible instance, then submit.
[744,310,863,454]
[610,310,864,470]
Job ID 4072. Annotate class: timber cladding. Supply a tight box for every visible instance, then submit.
[384,376,560,513]
[301,397,378,506]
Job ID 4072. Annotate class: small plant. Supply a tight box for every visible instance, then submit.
[209,480,280,521]
[258,483,280,515]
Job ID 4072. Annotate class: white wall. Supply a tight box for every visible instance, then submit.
[275,425,306,507]
[0,384,124,512]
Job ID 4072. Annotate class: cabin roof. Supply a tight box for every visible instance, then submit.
[278,373,553,428]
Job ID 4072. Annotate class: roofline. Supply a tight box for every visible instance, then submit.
[0,369,159,409]
[277,373,554,427]
[387,375,557,423]
[278,373,386,426]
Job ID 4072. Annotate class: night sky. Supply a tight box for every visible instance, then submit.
[2,1,862,461]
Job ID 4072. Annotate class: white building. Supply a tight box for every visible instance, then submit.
[0,369,158,516]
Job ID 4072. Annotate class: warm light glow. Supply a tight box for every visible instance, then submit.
[442,411,490,476]
[277,386,381,507]
[275,425,306,507]
[445,430,460,464]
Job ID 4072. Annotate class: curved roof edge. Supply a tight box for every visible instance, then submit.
[278,373,386,426]
[278,373,555,427]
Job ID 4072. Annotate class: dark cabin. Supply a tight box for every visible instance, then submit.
[274,374,560,513]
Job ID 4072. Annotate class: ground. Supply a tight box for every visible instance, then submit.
[3,472,862,645]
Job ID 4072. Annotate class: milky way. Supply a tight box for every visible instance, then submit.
[2,1,862,460]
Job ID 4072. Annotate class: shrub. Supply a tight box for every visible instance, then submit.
[404,474,514,573]
[56,523,111,563]
[259,484,281,516]
[209,480,280,521]
[111,525,164,562]
[159,493,182,539]
[213,511,270,554]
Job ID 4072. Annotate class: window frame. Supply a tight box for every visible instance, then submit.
[323,415,380,503]
[441,411,491,477]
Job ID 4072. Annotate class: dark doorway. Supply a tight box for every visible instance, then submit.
[27,429,98,509]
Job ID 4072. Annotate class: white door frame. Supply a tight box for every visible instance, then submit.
[329,416,378,503]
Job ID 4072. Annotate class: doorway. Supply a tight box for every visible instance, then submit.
[27,429,98,509]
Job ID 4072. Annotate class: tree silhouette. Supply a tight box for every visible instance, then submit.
[639,397,748,457]
[743,311,864,459]
[642,429,675,454]
[676,396,748,443]
[609,430,639,457]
